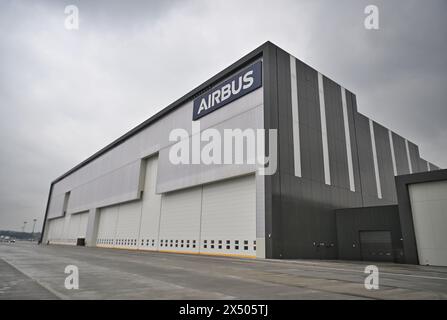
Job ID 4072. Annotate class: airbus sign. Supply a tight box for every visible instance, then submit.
[192,60,262,120]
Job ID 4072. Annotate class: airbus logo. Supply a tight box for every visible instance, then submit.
[192,60,262,120]
[196,71,253,114]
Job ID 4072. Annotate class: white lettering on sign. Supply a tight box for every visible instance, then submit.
[193,61,262,120]
[197,70,254,115]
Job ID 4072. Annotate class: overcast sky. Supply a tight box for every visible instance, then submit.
[0,0,446,232]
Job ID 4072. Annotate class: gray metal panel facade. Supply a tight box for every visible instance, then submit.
[335,205,403,262]
[46,74,263,219]
[270,48,366,259]
[408,141,421,173]
[324,76,350,191]
[354,113,378,206]
[264,43,437,259]
[392,132,410,175]
[156,95,263,193]
[373,122,397,204]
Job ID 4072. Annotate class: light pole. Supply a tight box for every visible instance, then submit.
[22,221,27,233]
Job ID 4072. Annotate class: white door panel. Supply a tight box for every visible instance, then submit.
[115,201,142,249]
[91,159,257,258]
[47,212,87,246]
[68,214,80,243]
[200,175,256,257]
[96,206,119,247]
[61,214,71,244]
[138,157,162,250]
[78,212,89,238]
[158,186,202,253]
[410,181,447,266]
[95,156,160,250]
[47,218,61,244]
[47,216,68,244]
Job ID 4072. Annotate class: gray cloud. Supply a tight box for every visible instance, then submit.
[0,0,446,231]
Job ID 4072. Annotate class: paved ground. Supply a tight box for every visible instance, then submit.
[1,242,447,300]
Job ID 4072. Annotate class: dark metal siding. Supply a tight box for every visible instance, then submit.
[419,158,429,173]
[271,48,364,259]
[335,205,403,262]
[295,58,325,184]
[373,122,397,204]
[263,43,282,259]
[265,44,438,259]
[408,141,421,173]
[324,77,350,191]
[354,113,378,206]
[346,92,363,197]
[392,132,410,175]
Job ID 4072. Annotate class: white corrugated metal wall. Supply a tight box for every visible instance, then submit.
[46,86,263,222]
[158,186,203,253]
[96,206,119,247]
[47,217,65,244]
[43,73,264,251]
[96,156,162,250]
[78,212,89,238]
[93,157,256,257]
[46,211,89,245]
[200,175,256,257]
[138,157,162,250]
[114,201,141,249]
[49,154,257,258]
[157,174,256,257]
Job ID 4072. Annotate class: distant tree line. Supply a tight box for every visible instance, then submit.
[0,230,41,240]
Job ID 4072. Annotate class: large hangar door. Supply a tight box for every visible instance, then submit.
[46,219,56,242]
[47,217,64,244]
[77,212,89,239]
[138,156,162,251]
[67,212,89,244]
[68,214,80,244]
[200,174,256,257]
[158,186,202,253]
[47,214,72,244]
[409,181,447,266]
[96,206,119,247]
[114,201,142,249]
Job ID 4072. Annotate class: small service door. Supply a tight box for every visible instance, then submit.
[359,230,394,262]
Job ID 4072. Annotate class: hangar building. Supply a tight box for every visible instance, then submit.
[41,42,441,262]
